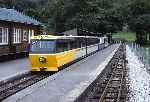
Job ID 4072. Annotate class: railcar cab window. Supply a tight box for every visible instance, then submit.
[30,40,56,54]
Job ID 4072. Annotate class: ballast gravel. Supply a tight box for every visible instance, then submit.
[126,45,150,102]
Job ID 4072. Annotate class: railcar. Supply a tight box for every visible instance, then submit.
[29,35,108,71]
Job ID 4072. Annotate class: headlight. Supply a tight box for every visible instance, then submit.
[39,57,47,63]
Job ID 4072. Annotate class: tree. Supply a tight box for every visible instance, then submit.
[129,14,150,44]
[128,0,150,17]
[0,0,136,35]
[0,0,16,8]
[127,0,150,44]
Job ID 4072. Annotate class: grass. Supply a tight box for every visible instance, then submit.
[112,32,136,42]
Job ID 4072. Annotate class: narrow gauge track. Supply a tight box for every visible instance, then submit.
[0,72,51,101]
[76,44,127,102]
[99,59,125,102]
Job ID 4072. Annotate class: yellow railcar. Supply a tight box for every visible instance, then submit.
[29,35,106,71]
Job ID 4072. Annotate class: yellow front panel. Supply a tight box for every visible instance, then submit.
[29,49,76,71]
[29,54,58,71]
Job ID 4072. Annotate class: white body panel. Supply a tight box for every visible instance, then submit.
[75,43,107,59]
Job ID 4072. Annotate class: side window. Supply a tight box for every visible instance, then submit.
[56,39,70,53]
[75,38,80,48]
[32,30,34,35]
[0,27,2,44]
[0,27,9,45]
[13,28,22,43]
[4,28,8,44]
[70,40,77,49]
[28,30,34,43]
[23,29,28,41]
[77,38,85,48]
[64,42,69,51]
[82,38,86,47]
[87,38,90,46]
[56,40,64,53]
[104,38,107,43]
[101,38,104,44]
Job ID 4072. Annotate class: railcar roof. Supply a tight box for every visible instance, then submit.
[31,35,99,40]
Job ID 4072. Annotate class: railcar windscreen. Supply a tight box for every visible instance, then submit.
[30,40,56,54]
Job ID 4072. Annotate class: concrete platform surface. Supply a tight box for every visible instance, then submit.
[3,44,120,102]
[0,58,30,81]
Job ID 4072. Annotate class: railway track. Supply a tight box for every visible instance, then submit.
[0,44,118,101]
[0,46,105,101]
[98,59,125,102]
[76,44,127,102]
[0,72,51,101]
[0,46,101,101]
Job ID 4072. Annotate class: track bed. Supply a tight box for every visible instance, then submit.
[76,44,127,102]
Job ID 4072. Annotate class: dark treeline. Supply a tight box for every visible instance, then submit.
[0,0,150,44]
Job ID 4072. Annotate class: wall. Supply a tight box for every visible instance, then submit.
[0,21,41,56]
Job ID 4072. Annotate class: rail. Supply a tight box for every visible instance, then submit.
[0,72,52,101]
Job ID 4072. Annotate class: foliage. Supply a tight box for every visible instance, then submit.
[127,0,150,44]
[0,0,125,33]
[0,0,150,38]
[128,0,150,17]
[127,0,150,31]
[113,32,136,42]
[129,14,150,32]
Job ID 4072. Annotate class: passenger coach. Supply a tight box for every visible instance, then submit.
[29,35,108,71]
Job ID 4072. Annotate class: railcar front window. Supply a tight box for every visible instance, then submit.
[30,40,56,53]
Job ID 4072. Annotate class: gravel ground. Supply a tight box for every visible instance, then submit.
[126,45,150,102]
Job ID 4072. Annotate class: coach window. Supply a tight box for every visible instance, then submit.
[99,38,101,44]
[104,38,108,43]
[56,40,63,53]
[70,41,77,50]
[0,27,8,45]
[56,40,69,53]
[77,38,83,48]
[28,29,34,43]
[82,38,86,47]
[62,42,68,51]
[101,38,104,44]
[87,38,90,46]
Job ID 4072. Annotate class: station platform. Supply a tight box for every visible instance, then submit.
[0,58,30,81]
[3,44,120,102]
